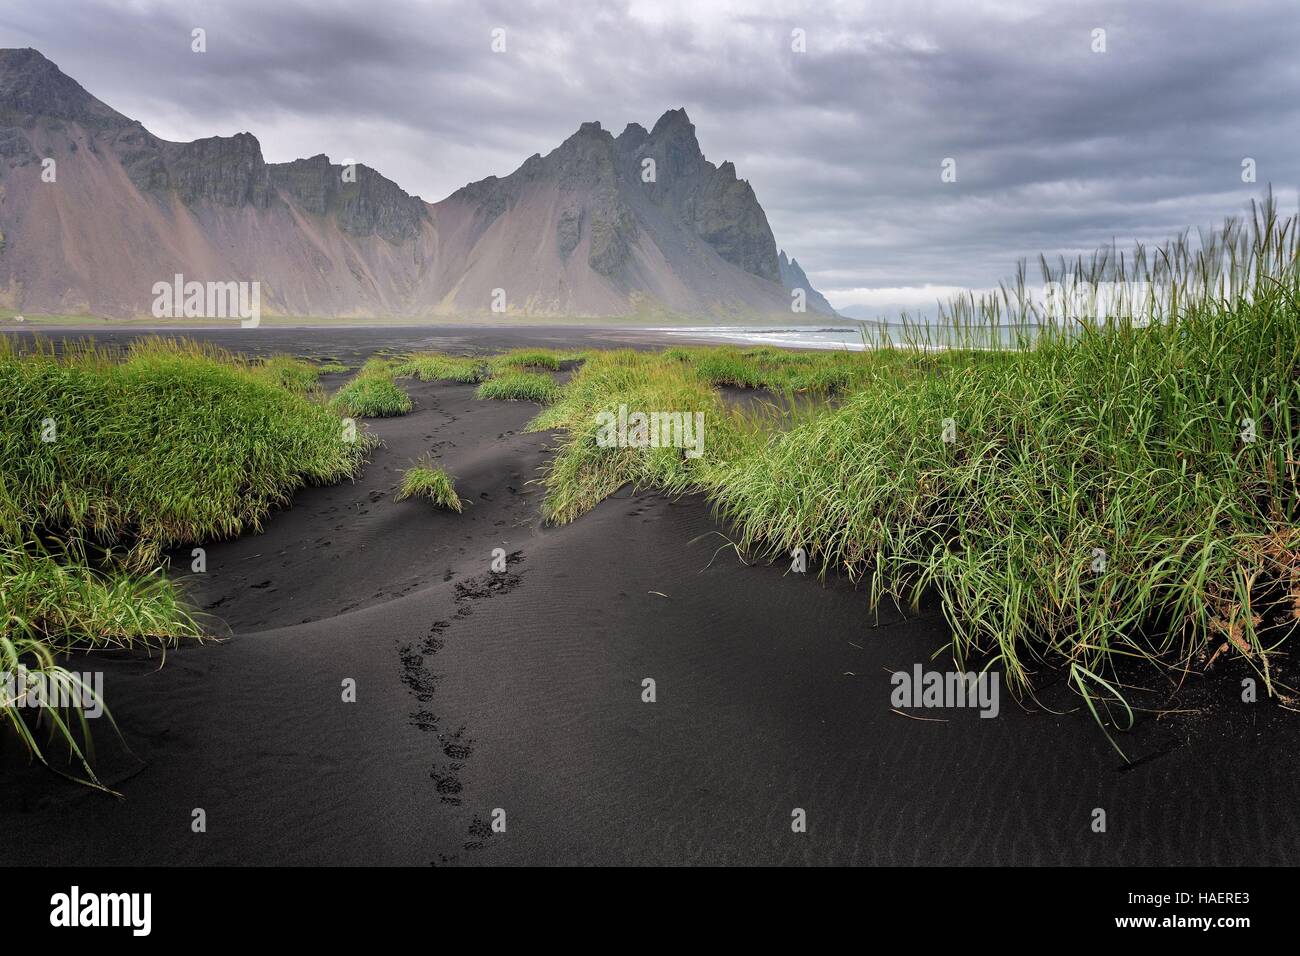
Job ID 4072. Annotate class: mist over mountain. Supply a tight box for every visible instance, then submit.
[0,49,837,320]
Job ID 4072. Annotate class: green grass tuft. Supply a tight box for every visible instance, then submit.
[489,348,563,372]
[675,345,871,394]
[330,367,413,417]
[248,355,321,396]
[392,352,490,384]
[0,336,374,786]
[476,371,560,403]
[394,457,464,512]
[525,350,748,523]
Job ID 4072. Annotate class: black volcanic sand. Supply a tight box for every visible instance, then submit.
[3,327,1300,866]
[0,324,713,363]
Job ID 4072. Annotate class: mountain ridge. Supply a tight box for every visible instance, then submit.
[0,48,837,319]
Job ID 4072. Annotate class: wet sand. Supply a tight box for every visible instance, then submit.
[0,324,721,361]
[3,327,1298,865]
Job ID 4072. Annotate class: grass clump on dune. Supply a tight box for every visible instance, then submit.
[672,345,871,394]
[0,544,201,650]
[476,371,560,403]
[394,456,464,512]
[393,351,490,384]
[489,348,563,372]
[392,348,581,386]
[1,542,203,789]
[526,350,749,523]
[712,202,1300,742]
[533,200,1300,740]
[330,362,413,417]
[0,336,373,787]
[248,355,321,396]
[3,337,373,566]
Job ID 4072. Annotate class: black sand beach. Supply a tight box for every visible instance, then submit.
[3,327,1298,866]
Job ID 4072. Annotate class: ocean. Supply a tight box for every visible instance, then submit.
[648,322,1050,351]
[648,325,873,350]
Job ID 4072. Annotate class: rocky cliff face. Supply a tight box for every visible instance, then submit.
[615,109,781,282]
[550,122,639,277]
[441,108,799,297]
[0,49,838,319]
[0,125,37,165]
[95,125,275,207]
[779,250,838,316]
[162,133,274,208]
[269,155,428,242]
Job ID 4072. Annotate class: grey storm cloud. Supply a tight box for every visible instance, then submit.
[3,0,1298,315]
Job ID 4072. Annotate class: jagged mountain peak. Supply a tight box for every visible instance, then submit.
[0,47,54,79]
[616,122,648,145]
[640,107,704,175]
[778,248,838,316]
[553,120,617,161]
[431,106,810,293]
[649,107,694,136]
[0,48,129,127]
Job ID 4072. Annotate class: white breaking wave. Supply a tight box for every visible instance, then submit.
[646,325,870,350]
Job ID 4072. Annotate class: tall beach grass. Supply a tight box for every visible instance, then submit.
[531,198,1300,739]
[0,336,374,786]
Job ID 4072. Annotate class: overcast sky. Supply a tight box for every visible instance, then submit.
[4,0,1298,315]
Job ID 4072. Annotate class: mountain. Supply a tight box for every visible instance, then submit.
[778,250,837,316]
[0,49,837,320]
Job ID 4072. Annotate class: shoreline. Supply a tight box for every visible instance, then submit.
[0,324,855,360]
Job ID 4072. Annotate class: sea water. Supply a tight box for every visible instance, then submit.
[646,325,873,350]
[646,323,1045,351]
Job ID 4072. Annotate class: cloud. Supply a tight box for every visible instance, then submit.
[3,0,1297,310]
